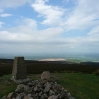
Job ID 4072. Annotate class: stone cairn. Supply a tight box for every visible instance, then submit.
[1,71,75,99]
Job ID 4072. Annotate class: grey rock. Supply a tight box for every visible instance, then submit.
[38,91,43,96]
[60,91,70,99]
[28,82,33,87]
[24,85,32,93]
[15,84,25,92]
[4,71,76,99]
[28,94,31,97]
[44,82,51,92]
[23,95,29,99]
[41,93,48,99]
[1,96,7,99]
[40,79,47,85]
[48,95,58,99]
[41,71,50,80]
[49,90,55,96]
[34,85,40,92]
[28,97,33,99]
[16,94,21,99]
[33,80,39,86]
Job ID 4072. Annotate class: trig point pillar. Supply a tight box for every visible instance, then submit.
[12,57,27,80]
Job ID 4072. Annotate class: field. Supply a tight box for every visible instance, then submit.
[0,59,99,99]
[0,73,99,99]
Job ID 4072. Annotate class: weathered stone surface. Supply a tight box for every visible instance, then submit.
[7,92,17,99]
[49,90,55,96]
[34,85,40,92]
[7,92,14,99]
[48,95,57,99]
[41,71,50,80]
[3,71,76,99]
[44,82,51,92]
[15,84,25,92]
[1,96,7,99]
[12,57,27,80]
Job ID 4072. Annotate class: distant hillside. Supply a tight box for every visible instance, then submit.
[0,58,99,76]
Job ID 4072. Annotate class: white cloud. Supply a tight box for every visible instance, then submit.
[88,26,99,36]
[0,0,99,53]
[31,0,99,31]
[0,13,12,17]
[0,18,64,43]
[0,0,32,8]
[64,0,99,30]
[32,0,65,26]
[1,18,99,53]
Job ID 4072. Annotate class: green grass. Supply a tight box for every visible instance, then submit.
[53,73,99,99]
[0,75,17,98]
[0,73,99,99]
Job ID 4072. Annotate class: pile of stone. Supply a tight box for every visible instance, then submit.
[1,71,75,99]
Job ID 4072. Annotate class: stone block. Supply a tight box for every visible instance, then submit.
[12,57,27,80]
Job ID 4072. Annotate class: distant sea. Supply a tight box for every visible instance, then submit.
[0,53,99,62]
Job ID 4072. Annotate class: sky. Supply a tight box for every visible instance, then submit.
[0,0,99,55]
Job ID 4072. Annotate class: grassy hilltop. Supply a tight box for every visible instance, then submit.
[0,59,99,99]
[0,73,99,99]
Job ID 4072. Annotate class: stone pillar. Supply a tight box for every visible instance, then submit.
[12,57,27,80]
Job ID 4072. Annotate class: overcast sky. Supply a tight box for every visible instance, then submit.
[0,0,99,54]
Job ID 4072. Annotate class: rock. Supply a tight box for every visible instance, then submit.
[32,80,39,86]
[41,93,48,99]
[49,90,55,96]
[17,84,24,88]
[28,82,33,87]
[28,94,31,97]
[11,93,17,99]
[41,71,50,80]
[34,85,40,92]
[44,82,51,92]
[7,92,17,99]
[25,85,33,93]
[23,95,29,99]
[60,90,70,99]
[3,71,76,99]
[16,94,20,99]
[7,92,13,99]
[15,84,25,92]
[28,97,33,99]
[40,79,47,85]
[16,93,26,99]
[38,91,43,96]
[1,96,7,99]
[48,95,58,99]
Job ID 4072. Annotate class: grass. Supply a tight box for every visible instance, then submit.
[0,75,17,98]
[53,73,99,99]
[0,73,99,99]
